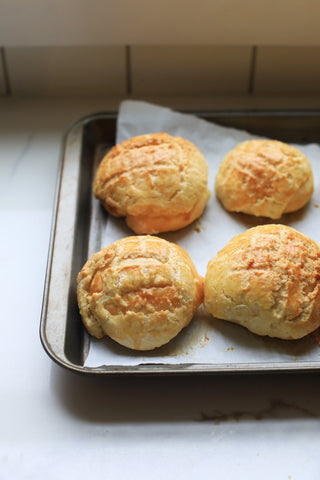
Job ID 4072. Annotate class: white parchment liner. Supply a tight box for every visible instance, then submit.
[85,101,320,367]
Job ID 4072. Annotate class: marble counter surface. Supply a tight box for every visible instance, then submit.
[1,96,320,480]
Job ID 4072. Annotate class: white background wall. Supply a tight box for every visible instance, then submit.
[1,1,320,97]
[1,0,320,46]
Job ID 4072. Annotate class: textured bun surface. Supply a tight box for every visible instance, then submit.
[77,236,204,350]
[215,139,313,219]
[93,133,210,234]
[204,225,320,340]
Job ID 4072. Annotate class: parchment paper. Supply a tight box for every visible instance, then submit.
[85,100,320,367]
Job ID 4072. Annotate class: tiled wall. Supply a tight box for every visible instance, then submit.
[0,50,6,95]
[1,46,320,97]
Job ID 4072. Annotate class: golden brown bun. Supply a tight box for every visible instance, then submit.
[93,133,210,234]
[204,225,320,340]
[215,139,313,219]
[77,236,204,350]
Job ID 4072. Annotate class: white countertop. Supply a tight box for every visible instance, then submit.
[1,96,320,480]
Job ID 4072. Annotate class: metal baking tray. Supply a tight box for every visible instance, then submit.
[40,109,320,374]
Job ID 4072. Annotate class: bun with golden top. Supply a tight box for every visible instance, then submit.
[204,224,320,340]
[93,133,210,234]
[215,139,313,219]
[77,235,204,350]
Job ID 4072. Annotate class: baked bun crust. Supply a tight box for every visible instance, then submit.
[215,139,313,219]
[204,225,320,340]
[77,236,204,350]
[93,133,210,234]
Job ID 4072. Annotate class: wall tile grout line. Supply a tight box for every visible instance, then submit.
[0,47,12,95]
[125,45,132,95]
[248,45,257,95]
